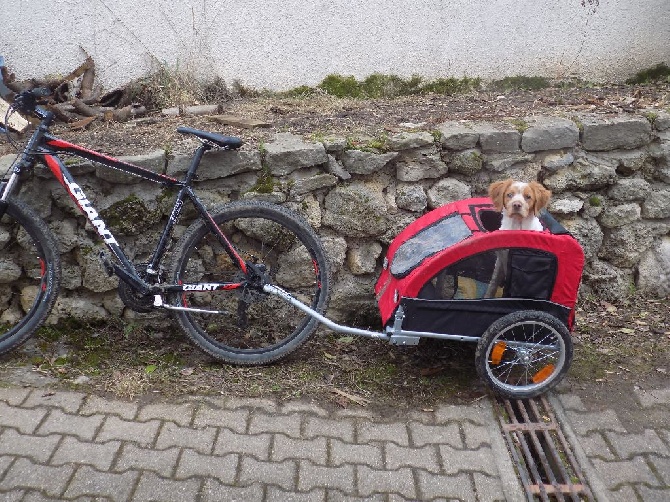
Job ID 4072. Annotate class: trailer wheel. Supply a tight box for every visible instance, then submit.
[475,310,573,399]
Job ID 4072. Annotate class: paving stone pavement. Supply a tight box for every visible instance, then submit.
[552,384,670,502]
[0,386,525,501]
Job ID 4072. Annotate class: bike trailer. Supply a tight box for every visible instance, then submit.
[375,197,585,338]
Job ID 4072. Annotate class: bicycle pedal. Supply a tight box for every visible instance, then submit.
[98,252,114,276]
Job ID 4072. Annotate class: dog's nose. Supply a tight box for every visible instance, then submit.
[512,201,523,210]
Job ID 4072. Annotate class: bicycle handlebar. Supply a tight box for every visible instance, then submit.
[0,56,51,116]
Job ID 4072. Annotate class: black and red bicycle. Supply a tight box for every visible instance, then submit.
[0,82,332,366]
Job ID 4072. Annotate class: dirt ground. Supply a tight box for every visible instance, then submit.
[0,83,668,418]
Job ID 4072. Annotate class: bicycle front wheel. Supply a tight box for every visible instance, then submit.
[0,197,61,354]
[169,200,331,365]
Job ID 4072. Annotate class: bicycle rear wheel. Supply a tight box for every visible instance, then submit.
[475,310,573,399]
[169,200,331,365]
[0,198,61,354]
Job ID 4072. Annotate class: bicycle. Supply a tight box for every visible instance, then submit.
[0,82,332,365]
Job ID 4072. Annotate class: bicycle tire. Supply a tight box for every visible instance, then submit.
[168,200,331,365]
[0,197,61,354]
[474,310,573,399]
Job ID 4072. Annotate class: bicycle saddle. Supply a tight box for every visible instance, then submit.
[177,126,243,149]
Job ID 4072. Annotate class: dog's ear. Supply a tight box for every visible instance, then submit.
[529,182,551,214]
[488,179,511,211]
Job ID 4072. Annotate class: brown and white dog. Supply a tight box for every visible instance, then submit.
[488,179,551,231]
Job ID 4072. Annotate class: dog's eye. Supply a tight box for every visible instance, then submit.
[506,193,514,198]
[524,194,532,200]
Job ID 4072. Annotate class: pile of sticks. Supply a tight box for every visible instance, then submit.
[1,56,146,129]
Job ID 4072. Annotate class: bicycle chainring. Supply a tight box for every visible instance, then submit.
[118,263,159,313]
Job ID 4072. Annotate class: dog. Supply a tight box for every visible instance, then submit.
[488,179,551,231]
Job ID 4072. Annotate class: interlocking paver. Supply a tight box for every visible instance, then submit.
[225,396,278,413]
[22,390,85,413]
[608,485,637,502]
[214,428,272,460]
[439,445,497,476]
[635,387,670,407]
[304,415,355,442]
[473,472,506,502]
[0,387,30,405]
[0,489,23,501]
[649,455,670,484]
[63,465,139,502]
[136,402,196,426]
[0,457,74,497]
[249,411,301,437]
[193,405,249,433]
[637,484,670,502]
[239,457,297,491]
[155,422,217,454]
[0,429,61,463]
[0,401,47,434]
[133,471,201,502]
[357,421,409,446]
[0,455,13,477]
[114,444,180,478]
[564,409,626,435]
[201,479,264,502]
[591,457,659,488]
[606,429,670,458]
[51,436,120,470]
[408,421,461,448]
[96,415,160,446]
[175,448,238,483]
[273,434,327,465]
[577,432,616,460]
[330,439,383,468]
[415,470,475,501]
[36,409,103,441]
[326,489,385,501]
[268,486,326,501]
[385,443,440,473]
[280,401,328,416]
[557,393,587,411]
[81,395,138,420]
[357,466,416,499]
[297,460,355,492]
[462,422,493,449]
[434,403,490,425]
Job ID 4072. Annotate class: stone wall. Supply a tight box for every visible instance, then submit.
[3,111,670,325]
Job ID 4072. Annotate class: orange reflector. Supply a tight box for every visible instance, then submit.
[491,342,507,365]
[532,364,555,383]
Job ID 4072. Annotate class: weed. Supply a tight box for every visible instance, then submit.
[490,75,551,91]
[509,118,529,133]
[588,195,602,207]
[317,73,480,99]
[626,63,670,85]
[126,62,233,111]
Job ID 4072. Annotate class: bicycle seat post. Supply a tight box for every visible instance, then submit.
[183,143,212,186]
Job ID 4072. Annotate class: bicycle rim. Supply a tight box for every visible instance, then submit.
[0,199,60,353]
[484,319,567,395]
[170,202,330,364]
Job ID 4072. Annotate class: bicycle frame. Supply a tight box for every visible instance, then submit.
[1,109,250,300]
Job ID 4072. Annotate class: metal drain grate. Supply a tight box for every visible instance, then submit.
[496,396,593,501]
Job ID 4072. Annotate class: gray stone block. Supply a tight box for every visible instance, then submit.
[521,116,579,152]
[581,116,652,151]
[438,121,479,150]
[476,123,521,153]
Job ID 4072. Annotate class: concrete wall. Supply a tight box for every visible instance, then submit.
[1,0,669,90]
